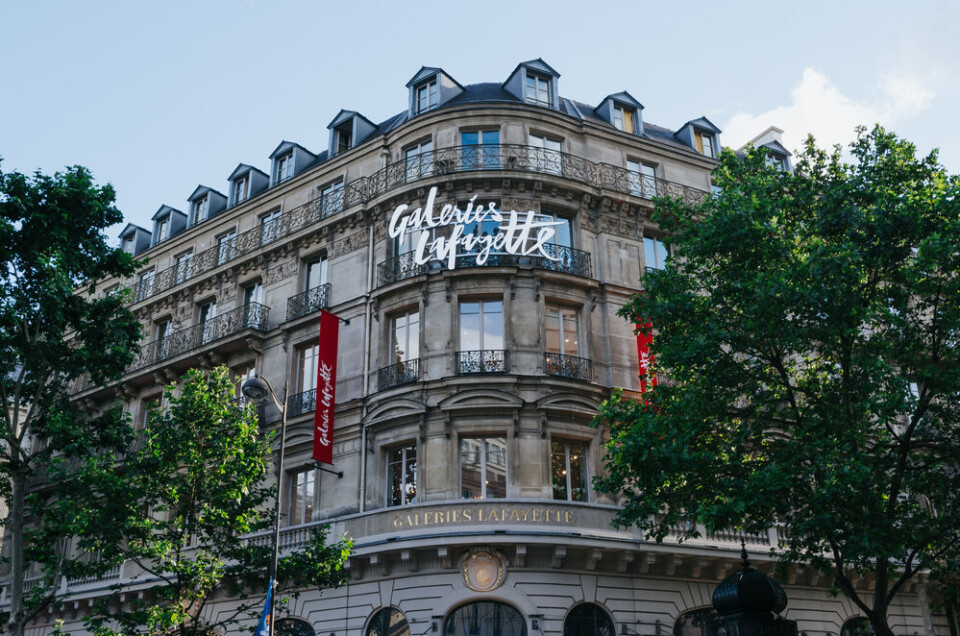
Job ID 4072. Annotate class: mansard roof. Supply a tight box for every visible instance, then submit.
[228,163,268,181]
[151,204,183,220]
[188,185,226,202]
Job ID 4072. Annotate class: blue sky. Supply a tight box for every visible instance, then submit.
[2,1,957,237]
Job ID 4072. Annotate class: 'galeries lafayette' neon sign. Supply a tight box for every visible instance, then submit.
[388,186,561,269]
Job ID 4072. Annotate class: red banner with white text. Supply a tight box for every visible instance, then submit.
[313,309,339,464]
[636,321,657,393]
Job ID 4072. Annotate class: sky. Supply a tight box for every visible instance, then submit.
[2,1,957,238]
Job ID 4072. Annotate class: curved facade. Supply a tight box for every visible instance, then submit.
[32,60,949,635]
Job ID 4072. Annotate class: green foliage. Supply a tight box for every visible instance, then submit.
[595,127,960,635]
[0,162,142,634]
[78,368,350,636]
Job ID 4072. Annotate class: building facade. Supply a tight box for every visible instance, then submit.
[14,60,951,635]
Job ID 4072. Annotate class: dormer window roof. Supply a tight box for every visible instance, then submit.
[118,223,151,256]
[187,185,227,226]
[327,110,377,157]
[595,91,644,135]
[268,141,317,186]
[503,58,560,110]
[738,126,792,172]
[150,205,186,246]
[405,66,465,117]
[227,163,269,206]
[676,116,722,158]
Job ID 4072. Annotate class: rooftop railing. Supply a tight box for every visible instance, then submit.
[128,144,706,305]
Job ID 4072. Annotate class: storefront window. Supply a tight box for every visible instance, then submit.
[460,437,506,499]
[444,601,526,636]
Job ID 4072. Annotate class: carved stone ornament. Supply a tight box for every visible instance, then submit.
[463,550,504,592]
[265,258,297,286]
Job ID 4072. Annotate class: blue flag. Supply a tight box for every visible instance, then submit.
[256,578,273,636]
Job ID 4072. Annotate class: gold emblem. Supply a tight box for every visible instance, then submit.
[463,551,504,592]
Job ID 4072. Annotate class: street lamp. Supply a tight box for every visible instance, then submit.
[242,374,288,635]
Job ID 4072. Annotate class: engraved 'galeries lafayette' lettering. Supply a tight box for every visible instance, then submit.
[388,186,562,269]
[391,506,575,529]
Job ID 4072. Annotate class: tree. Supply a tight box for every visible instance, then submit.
[77,367,351,636]
[0,162,142,635]
[596,127,960,636]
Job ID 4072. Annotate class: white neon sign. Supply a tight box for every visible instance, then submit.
[388,186,561,269]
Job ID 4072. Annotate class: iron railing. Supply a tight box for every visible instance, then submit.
[131,303,269,370]
[378,243,592,286]
[544,352,593,381]
[286,283,331,322]
[128,144,707,305]
[377,359,420,391]
[287,388,316,418]
[456,350,509,375]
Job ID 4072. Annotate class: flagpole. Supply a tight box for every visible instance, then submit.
[242,375,289,636]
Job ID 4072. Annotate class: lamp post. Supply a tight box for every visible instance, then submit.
[242,375,288,636]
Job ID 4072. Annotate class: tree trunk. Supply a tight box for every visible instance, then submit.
[6,464,26,636]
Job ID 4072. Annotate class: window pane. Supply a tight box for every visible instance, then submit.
[568,441,587,501]
[561,308,579,356]
[545,306,561,353]
[298,344,319,392]
[460,438,483,499]
[551,440,568,500]
[485,438,507,498]
[482,301,503,349]
[460,131,478,146]
[644,237,658,270]
[460,305,481,351]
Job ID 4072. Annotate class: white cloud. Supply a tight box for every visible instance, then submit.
[723,67,935,155]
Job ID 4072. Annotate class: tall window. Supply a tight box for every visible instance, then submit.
[242,281,263,328]
[444,602,526,636]
[404,139,433,182]
[460,437,506,499]
[366,608,409,636]
[461,130,499,170]
[564,603,615,636]
[696,131,716,158]
[260,209,282,245]
[318,180,344,218]
[174,251,193,285]
[539,212,572,248]
[287,466,318,527]
[190,196,207,226]
[528,133,562,175]
[335,122,353,154]
[305,257,328,291]
[415,80,438,114]
[551,439,587,501]
[233,177,248,204]
[386,443,417,506]
[155,217,168,243]
[390,310,420,365]
[627,160,658,198]
[276,153,294,183]
[155,319,171,359]
[545,305,579,356]
[197,299,217,344]
[137,270,155,301]
[459,301,504,352]
[217,230,236,265]
[613,104,635,133]
[643,235,671,271]
[524,73,551,106]
[297,342,319,394]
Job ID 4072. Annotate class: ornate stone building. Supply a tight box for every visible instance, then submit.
[12,59,950,635]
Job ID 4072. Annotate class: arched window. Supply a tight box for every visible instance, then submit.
[444,601,527,636]
[841,618,876,636]
[275,618,316,636]
[564,603,615,636]
[366,607,410,636]
[673,608,720,636]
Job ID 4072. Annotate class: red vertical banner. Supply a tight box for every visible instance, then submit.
[313,309,339,464]
[636,321,657,393]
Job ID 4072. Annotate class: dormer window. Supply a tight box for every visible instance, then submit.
[613,104,635,133]
[765,151,788,171]
[155,217,168,243]
[696,130,716,158]
[525,73,552,107]
[335,122,353,154]
[415,80,438,114]
[191,196,208,226]
[120,236,133,254]
[276,153,294,183]
[234,177,248,204]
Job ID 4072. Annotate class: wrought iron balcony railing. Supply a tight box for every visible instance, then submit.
[544,352,593,381]
[377,359,420,391]
[377,243,592,286]
[286,283,331,322]
[456,350,509,375]
[127,144,706,305]
[131,303,269,371]
[287,388,316,418]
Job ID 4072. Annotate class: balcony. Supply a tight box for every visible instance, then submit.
[287,388,316,418]
[377,244,592,287]
[132,303,269,371]
[286,283,331,322]
[456,350,509,375]
[544,352,593,381]
[377,359,420,391]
